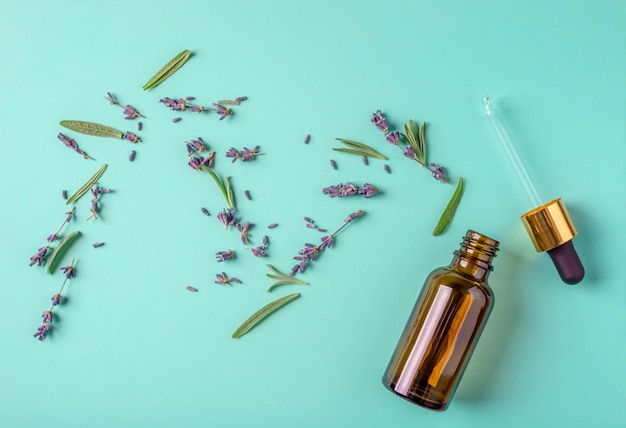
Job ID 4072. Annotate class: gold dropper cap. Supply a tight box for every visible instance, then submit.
[521,198,577,252]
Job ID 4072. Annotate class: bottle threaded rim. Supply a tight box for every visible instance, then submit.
[455,230,500,270]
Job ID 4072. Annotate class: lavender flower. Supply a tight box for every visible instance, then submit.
[42,310,53,323]
[217,208,237,229]
[330,159,337,169]
[385,131,400,145]
[34,324,50,341]
[371,110,389,132]
[129,150,136,162]
[236,221,253,245]
[123,105,141,120]
[304,134,310,144]
[186,138,207,153]
[51,294,62,306]
[124,132,141,143]
[172,117,182,123]
[384,164,391,174]
[57,133,94,160]
[268,223,278,229]
[402,145,415,159]
[62,190,68,200]
[288,210,363,276]
[213,103,232,120]
[200,207,210,216]
[60,264,75,279]
[235,96,247,103]
[216,250,235,262]
[248,235,269,258]
[244,190,251,201]
[323,182,378,198]
[29,247,48,267]
[431,163,445,181]
[92,242,104,248]
[87,184,111,221]
[215,272,242,286]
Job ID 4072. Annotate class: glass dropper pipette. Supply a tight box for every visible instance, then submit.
[482,96,584,284]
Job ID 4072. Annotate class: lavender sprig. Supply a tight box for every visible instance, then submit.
[104,92,145,119]
[57,133,94,160]
[225,146,261,163]
[160,97,233,120]
[371,110,449,183]
[322,182,379,198]
[216,250,235,262]
[289,210,363,276]
[29,208,75,267]
[33,260,75,341]
[86,184,112,221]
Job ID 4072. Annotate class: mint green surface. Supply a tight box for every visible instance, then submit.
[1,1,624,427]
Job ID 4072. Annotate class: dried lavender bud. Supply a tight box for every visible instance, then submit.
[213,103,233,120]
[362,155,368,165]
[317,228,327,233]
[217,208,237,229]
[431,163,446,181]
[215,250,235,262]
[172,117,182,123]
[51,294,62,306]
[200,207,210,216]
[136,122,142,131]
[124,132,141,143]
[268,223,278,229]
[129,150,136,162]
[92,242,104,248]
[185,96,196,101]
[304,217,313,223]
[304,134,310,144]
[384,164,391,174]
[330,159,337,169]
[186,286,198,292]
[62,190,68,200]
[306,223,317,229]
[236,221,252,245]
[244,190,251,201]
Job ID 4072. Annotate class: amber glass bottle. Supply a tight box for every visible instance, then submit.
[382,230,499,411]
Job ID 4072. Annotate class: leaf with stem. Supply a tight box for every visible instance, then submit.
[232,293,301,338]
[433,177,464,236]
[199,166,235,210]
[60,121,123,139]
[143,49,191,90]
[402,120,425,164]
[66,164,108,205]
[46,231,81,274]
[265,265,309,292]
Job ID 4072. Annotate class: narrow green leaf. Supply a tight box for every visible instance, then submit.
[232,293,300,338]
[217,99,240,106]
[66,164,108,205]
[60,121,123,139]
[46,231,81,274]
[266,264,283,276]
[333,148,387,160]
[143,49,191,90]
[433,177,464,236]
[418,121,427,162]
[335,138,388,159]
[200,166,234,210]
[267,281,309,293]
[225,176,235,210]
[266,274,308,284]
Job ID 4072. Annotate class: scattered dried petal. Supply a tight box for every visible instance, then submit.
[129,150,136,162]
[304,134,310,144]
[362,155,368,165]
[92,242,104,248]
[330,159,337,169]
[186,286,198,292]
[384,164,391,174]
[172,117,182,123]
[244,190,251,201]
[267,223,278,229]
[200,207,210,216]
[136,122,142,131]
[62,190,68,200]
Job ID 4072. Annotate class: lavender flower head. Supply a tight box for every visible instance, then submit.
[42,310,53,323]
[60,264,75,279]
[29,247,48,267]
[215,250,235,262]
[213,103,232,120]
[226,146,261,163]
[371,110,389,132]
[236,221,253,245]
[124,132,141,143]
[51,293,62,307]
[385,130,400,145]
[34,324,50,341]
[322,182,379,198]
[123,105,140,120]
[217,208,237,229]
[431,163,446,181]
[214,272,241,286]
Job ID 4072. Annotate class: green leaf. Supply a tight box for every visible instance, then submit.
[403,120,425,163]
[60,121,123,139]
[433,177,464,236]
[143,49,191,90]
[267,281,309,293]
[333,147,384,160]
[225,176,235,210]
[418,121,427,162]
[334,138,388,160]
[66,164,108,205]
[46,231,81,274]
[232,293,300,338]
[266,264,284,276]
[199,166,234,210]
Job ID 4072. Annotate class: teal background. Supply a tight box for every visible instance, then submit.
[1,1,624,427]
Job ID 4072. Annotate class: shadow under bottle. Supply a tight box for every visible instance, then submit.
[382,230,499,411]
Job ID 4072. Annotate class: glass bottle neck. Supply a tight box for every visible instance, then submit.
[449,230,499,282]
